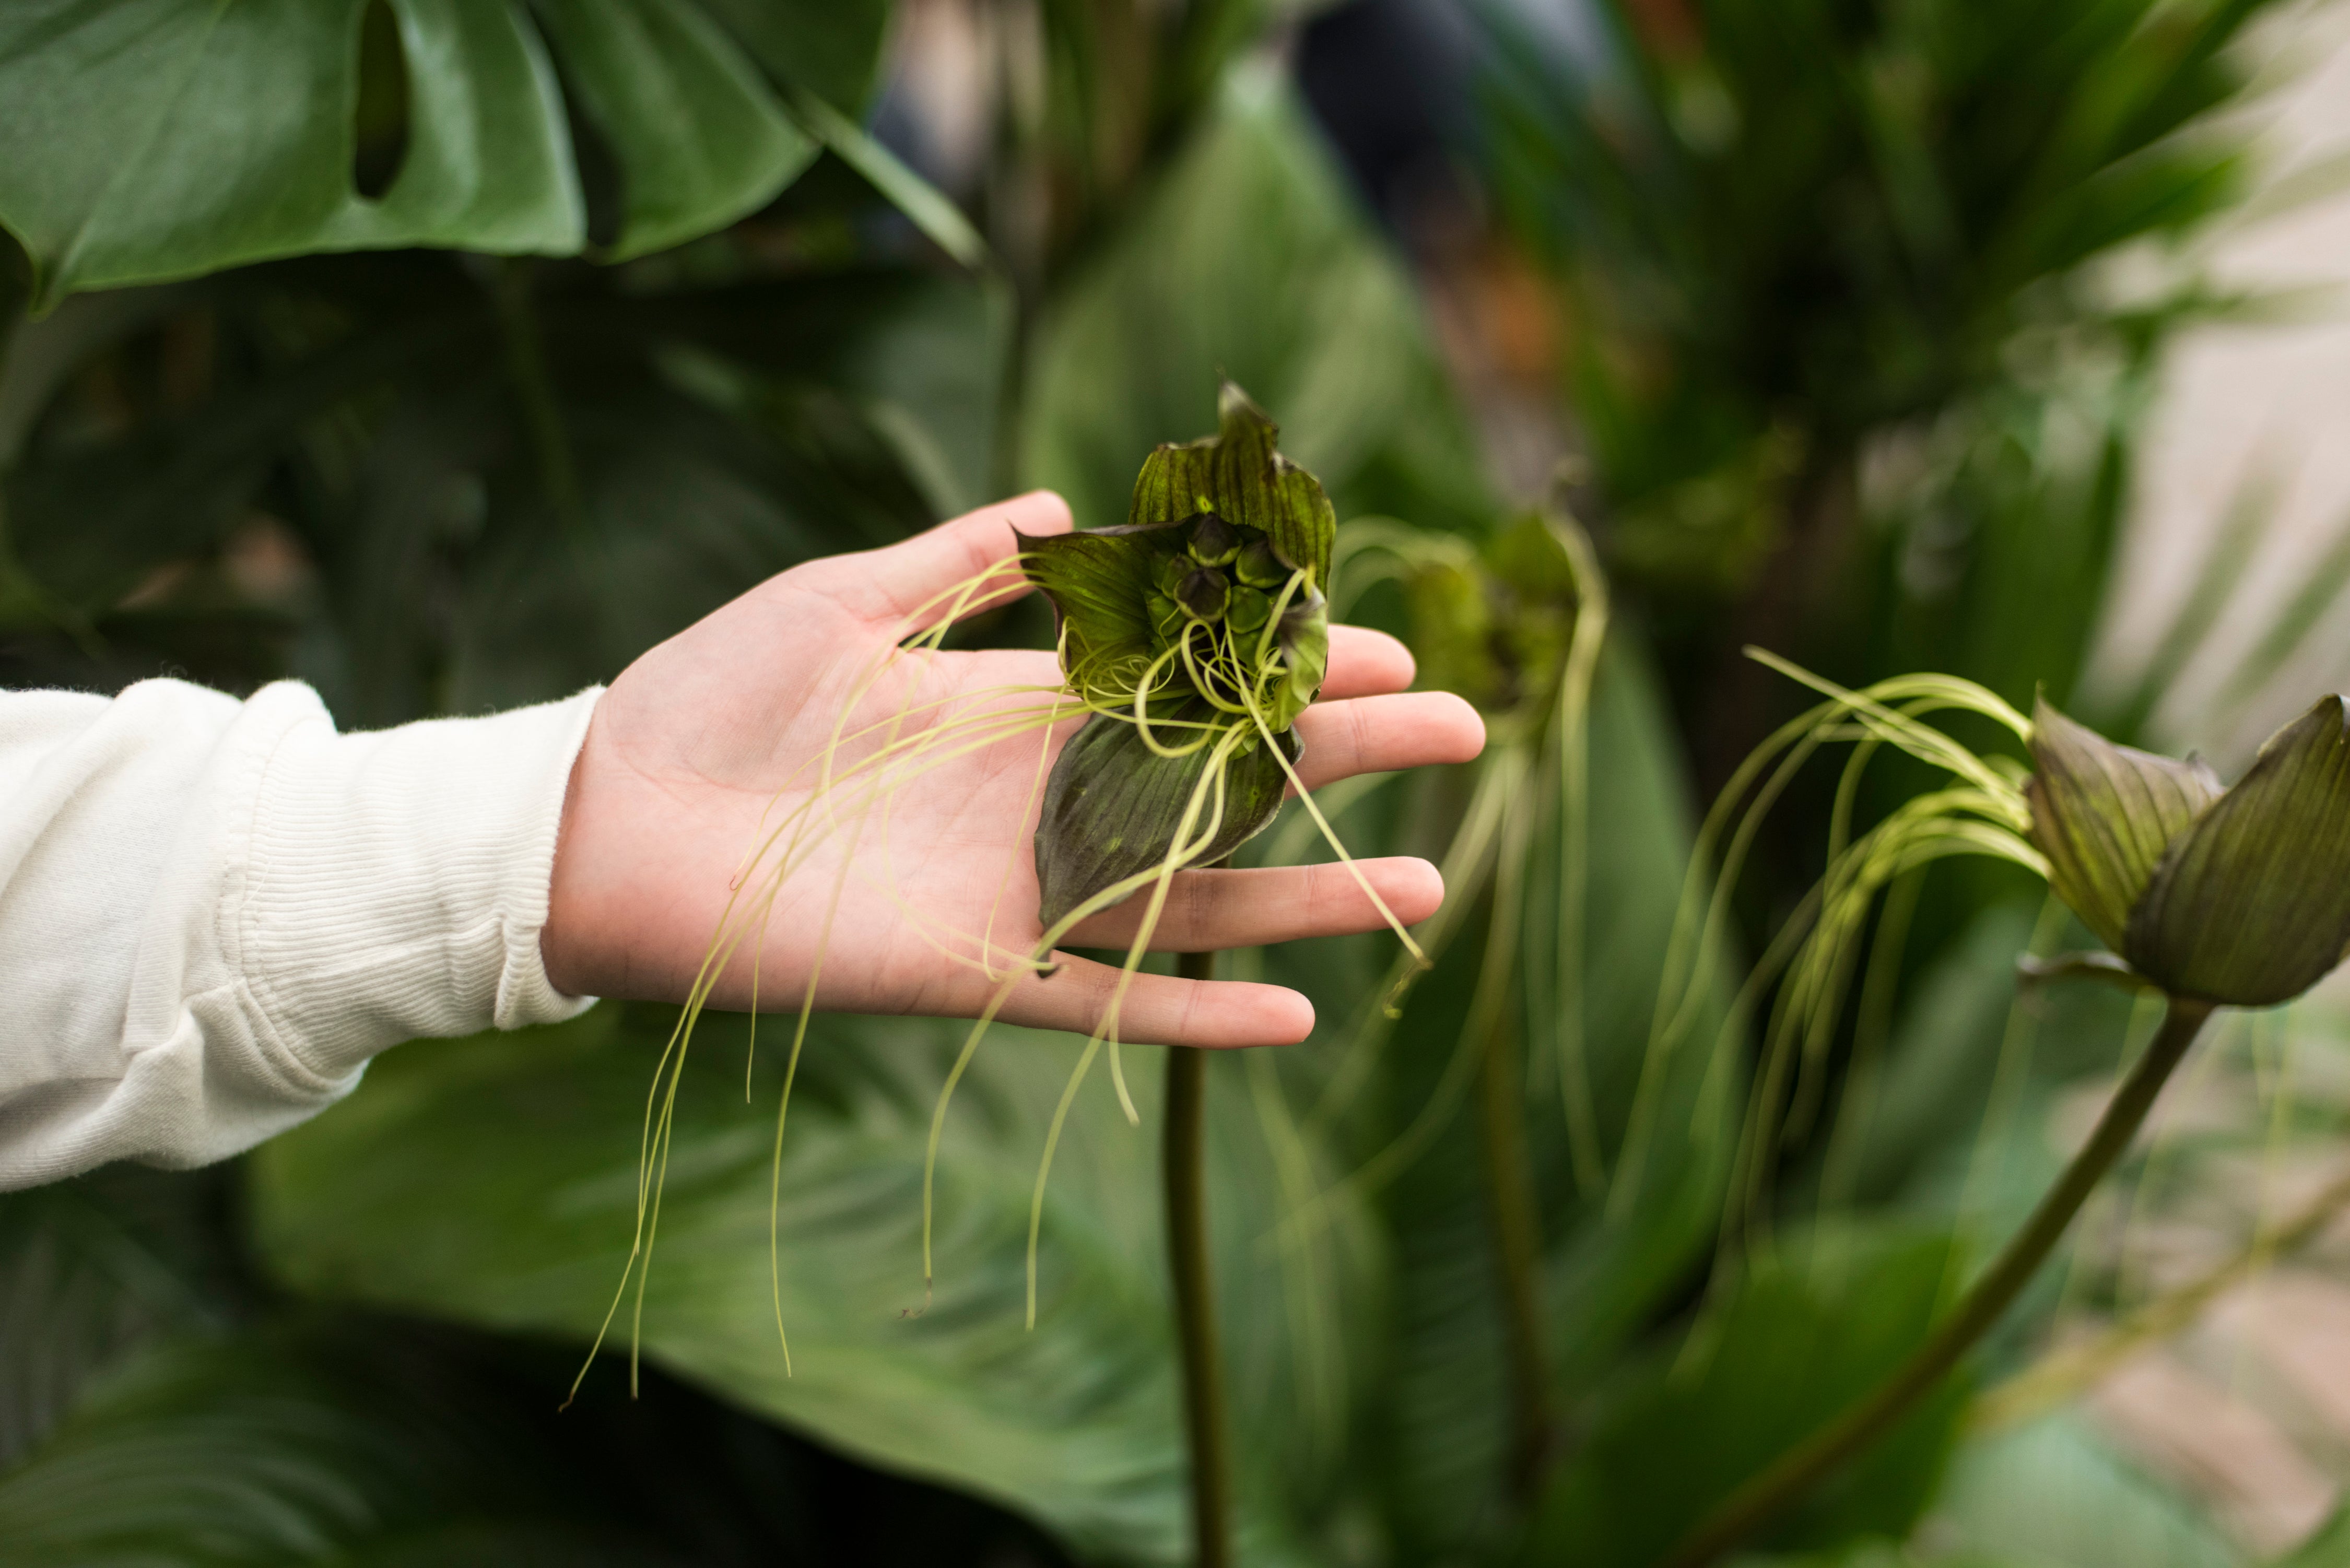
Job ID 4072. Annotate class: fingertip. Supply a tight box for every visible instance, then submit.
[1389,856,1446,924]
[996,489,1073,539]
[1207,981,1315,1047]
[1430,691,1488,763]
[1327,625,1417,697]
[1265,987,1316,1046]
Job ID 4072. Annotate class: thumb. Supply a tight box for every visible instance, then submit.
[798,491,1075,628]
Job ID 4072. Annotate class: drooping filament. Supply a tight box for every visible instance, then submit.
[569,546,1429,1399]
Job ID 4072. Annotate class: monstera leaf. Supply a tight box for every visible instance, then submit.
[0,0,892,306]
[249,1004,1383,1565]
[0,256,1001,724]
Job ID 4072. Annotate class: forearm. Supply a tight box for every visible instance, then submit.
[0,678,601,1189]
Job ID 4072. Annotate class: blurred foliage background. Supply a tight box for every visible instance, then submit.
[6,1,2350,1564]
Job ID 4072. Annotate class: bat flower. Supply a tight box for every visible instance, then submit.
[2028,694,2350,1006]
[1018,383,1336,930]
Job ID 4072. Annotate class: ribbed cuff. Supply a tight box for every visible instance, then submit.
[227,685,604,1086]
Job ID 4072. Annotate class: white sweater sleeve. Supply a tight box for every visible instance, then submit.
[0,678,603,1189]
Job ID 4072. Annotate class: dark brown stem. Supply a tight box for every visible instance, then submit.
[1662,996,2214,1568]
[1167,948,1231,1568]
[1478,1006,1554,1500]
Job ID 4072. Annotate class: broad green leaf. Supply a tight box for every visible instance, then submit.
[782,87,992,270]
[1021,63,1490,540]
[2127,695,2350,1006]
[1748,1542,2033,1568]
[1016,520,1185,709]
[0,0,889,307]
[1034,710,1301,930]
[1342,640,1743,1558]
[1518,1225,1969,1568]
[2027,697,2222,955]
[530,0,815,263]
[694,0,890,114]
[1927,1415,2241,1568]
[0,1168,240,1467]
[1801,899,2136,1218]
[0,0,575,305]
[0,1325,687,1566]
[1,258,997,723]
[250,1005,1382,1565]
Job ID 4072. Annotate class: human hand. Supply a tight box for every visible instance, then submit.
[540,492,1485,1047]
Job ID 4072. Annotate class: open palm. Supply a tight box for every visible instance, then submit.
[542,492,1484,1047]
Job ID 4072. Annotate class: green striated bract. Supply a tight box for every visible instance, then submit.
[2027,694,2350,1007]
[1018,383,1335,930]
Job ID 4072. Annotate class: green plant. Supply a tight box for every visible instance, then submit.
[6,2,2344,1564]
[1475,0,2288,787]
[1639,674,2350,1565]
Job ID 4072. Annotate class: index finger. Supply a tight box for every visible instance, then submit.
[790,491,1073,628]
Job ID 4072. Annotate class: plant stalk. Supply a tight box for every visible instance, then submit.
[1661,995,2214,1568]
[1167,948,1231,1568]
[1478,1006,1554,1501]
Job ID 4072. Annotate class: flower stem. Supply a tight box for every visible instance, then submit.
[1661,995,2215,1568]
[1478,1007,1554,1500]
[1167,949,1231,1568]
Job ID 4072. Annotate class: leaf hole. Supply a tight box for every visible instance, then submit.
[351,0,412,202]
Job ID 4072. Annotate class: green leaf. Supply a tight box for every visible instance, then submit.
[2,257,996,722]
[0,0,575,305]
[693,0,890,113]
[1517,1225,1969,1568]
[530,0,815,262]
[1800,899,2138,1218]
[250,1006,1382,1565]
[2027,697,2222,956]
[1928,1415,2241,1568]
[782,87,992,270]
[0,0,888,307]
[0,1324,686,1566]
[1349,641,1744,1558]
[2126,695,2350,1006]
[1015,520,1185,709]
[0,1168,241,1468]
[1033,710,1300,932]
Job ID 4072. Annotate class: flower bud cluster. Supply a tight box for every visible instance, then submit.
[1141,510,1327,733]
